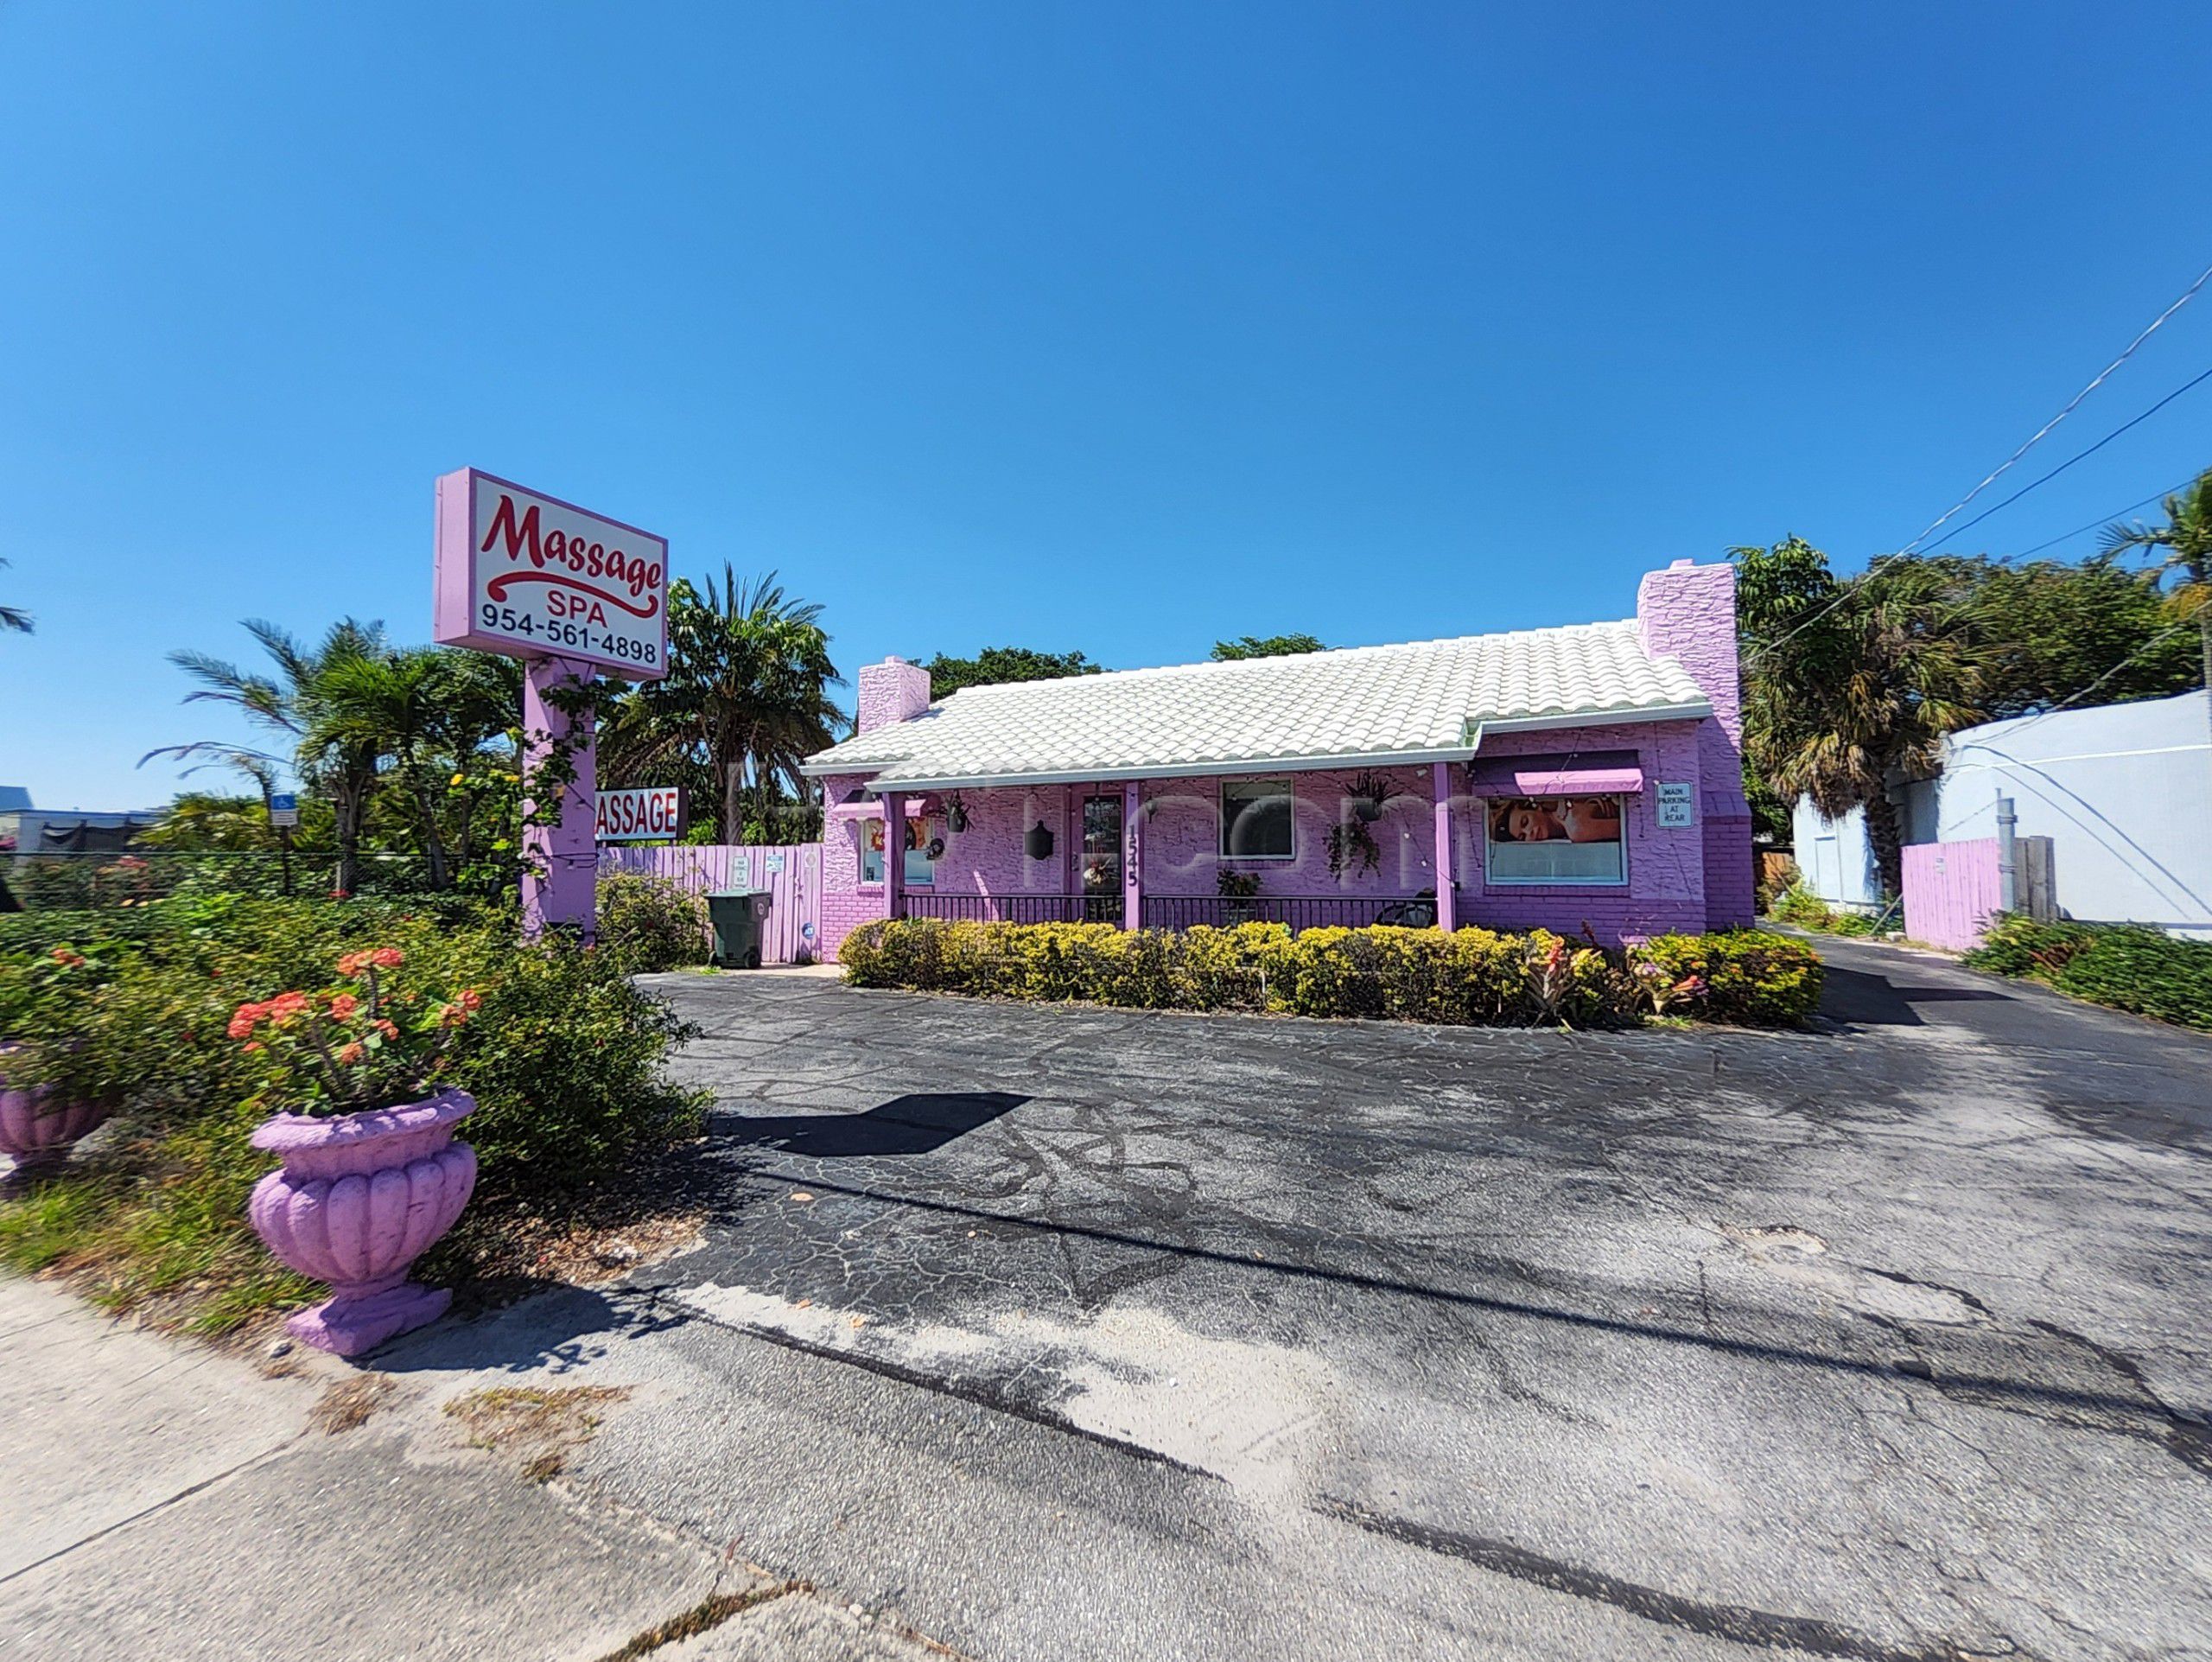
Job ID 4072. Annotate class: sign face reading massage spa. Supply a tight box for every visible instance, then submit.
[433,468,669,679]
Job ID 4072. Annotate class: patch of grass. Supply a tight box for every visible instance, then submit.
[596,1584,804,1662]
[443,1382,632,1475]
[309,1376,394,1434]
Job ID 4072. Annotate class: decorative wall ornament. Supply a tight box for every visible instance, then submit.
[1025,820,1055,861]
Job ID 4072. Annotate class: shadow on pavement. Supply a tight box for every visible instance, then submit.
[1819,965,2014,1027]
[714,1092,1030,1159]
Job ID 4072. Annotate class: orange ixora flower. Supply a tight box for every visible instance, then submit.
[227,1003,266,1040]
[334,1041,365,1066]
[327,992,360,1020]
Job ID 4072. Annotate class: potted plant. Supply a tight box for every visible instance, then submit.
[1216,867,1264,923]
[0,945,114,1184]
[236,946,486,1357]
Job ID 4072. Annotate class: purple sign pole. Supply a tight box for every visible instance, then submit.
[433,468,670,939]
[520,656,599,936]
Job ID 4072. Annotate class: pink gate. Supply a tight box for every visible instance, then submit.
[596,844,824,964]
[1901,838,2002,952]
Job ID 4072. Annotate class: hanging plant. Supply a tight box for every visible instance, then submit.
[1324,821,1382,882]
[944,792,970,834]
[1344,767,1404,825]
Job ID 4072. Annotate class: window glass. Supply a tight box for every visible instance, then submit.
[860,816,939,885]
[1485,795,1626,885]
[1221,777,1294,859]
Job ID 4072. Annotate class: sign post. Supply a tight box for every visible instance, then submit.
[269,793,299,898]
[433,468,669,939]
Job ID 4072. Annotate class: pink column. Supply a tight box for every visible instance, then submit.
[882,791,905,920]
[521,656,597,939]
[1122,780,1142,931]
[1432,761,1457,933]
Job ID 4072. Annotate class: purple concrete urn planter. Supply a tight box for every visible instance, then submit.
[248,1088,478,1358]
[0,1043,110,1177]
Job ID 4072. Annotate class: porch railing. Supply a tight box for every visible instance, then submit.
[899,892,1117,925]
[1142,895,1437,933]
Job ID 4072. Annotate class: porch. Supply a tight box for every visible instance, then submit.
[899,891,1441,931]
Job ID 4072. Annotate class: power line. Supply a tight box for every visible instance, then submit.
[1744,258,2212,669]
[1986,480,2196,561]
[1748,367,2211,667]
[1900,258,2212,555]
[1904,364,2212,549]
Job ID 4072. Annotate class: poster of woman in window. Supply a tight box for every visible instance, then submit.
[1488,796,1622,845]
[1485,795,1625,884]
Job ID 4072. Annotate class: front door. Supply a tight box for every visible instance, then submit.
[1082,793,1122,923]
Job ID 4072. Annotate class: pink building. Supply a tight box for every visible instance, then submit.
[802,559,1751,958]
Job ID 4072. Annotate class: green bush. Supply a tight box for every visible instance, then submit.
[1967,915,2212,1029]
[594,873,709,973]
[839,918,1821,1029]
[1770,882,1878,937]
[1629,930,1826,1026]
[0,895,706,1332]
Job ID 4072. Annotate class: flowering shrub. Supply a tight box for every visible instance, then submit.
[594,872,709,973]
[0,896,706,1332]
[0,944,118,1105]
[840,919,1821,1028]
[226,946,485,1117]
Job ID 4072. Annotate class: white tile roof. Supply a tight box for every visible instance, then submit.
[802,620,1710,789]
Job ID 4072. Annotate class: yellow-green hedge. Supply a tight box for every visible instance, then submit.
[839,920,1821,1028]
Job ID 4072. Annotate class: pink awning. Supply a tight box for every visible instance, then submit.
[1466,751,1644,797]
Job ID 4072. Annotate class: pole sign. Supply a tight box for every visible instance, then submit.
[268,793,300,829]
[433,468,670,680]
[594,787,686,843]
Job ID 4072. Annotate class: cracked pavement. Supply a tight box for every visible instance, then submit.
[394,935,2212,1660]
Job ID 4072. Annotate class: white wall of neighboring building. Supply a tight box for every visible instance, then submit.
[1791,690,2212,933]
[1789,793,1883,913]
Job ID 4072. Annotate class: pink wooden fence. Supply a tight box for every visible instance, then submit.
[1901,837,2001,951]
[596,844,823,964]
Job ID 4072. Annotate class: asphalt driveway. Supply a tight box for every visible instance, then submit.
[396,941,2212,1661]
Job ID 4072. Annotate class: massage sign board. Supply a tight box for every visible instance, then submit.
[433,469,671,936]
[434,470,670,678]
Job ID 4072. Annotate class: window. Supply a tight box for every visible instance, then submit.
[1485,795,1626,886]
[1221,777,1294,859]
[859,816,938,887]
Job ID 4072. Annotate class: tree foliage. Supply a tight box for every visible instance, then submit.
[2101,467,2212,701]
[640,568,845,841]
[0,557,30,635]
[1735,537,1984,898]
[1210,634,1326,660]
[920,646,1103,697]
[1735,523,2207,898]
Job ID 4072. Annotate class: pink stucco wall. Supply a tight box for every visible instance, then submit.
[1637,559,1754,929]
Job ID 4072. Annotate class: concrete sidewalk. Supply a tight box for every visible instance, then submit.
[0,1276,951,1662]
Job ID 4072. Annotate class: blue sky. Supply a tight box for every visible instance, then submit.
[3,2,2209,809]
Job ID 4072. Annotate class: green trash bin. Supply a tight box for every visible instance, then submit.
[705,888,772,969]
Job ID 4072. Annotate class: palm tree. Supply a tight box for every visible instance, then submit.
[308,647,521,889]
[162,619,387,893]
[2102,468,2212,698]
[1,557,31,634]
[645,568,846,839]
[1737,538,1985,900]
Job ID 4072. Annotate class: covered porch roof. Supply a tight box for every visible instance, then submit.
[802,621,1709,793]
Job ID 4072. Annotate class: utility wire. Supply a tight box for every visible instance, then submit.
[1748,367,2212,668]
[1984,479,2196,561]
[1744,258,2212,669]
[1900,258,2212,556]
[1903,365,2212,550]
